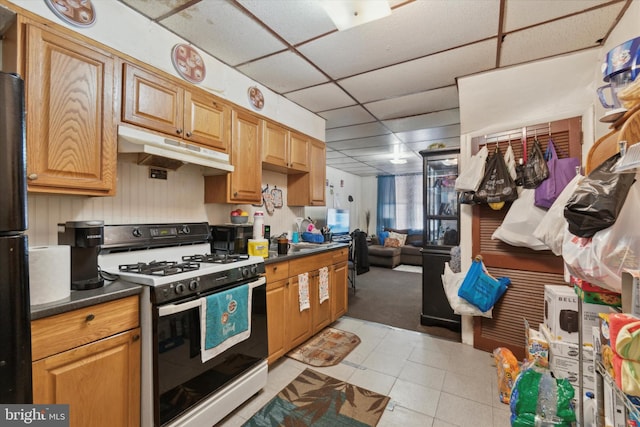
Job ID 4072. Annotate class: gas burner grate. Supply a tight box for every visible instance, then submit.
[119,260,200,276]
[182,253,249,264]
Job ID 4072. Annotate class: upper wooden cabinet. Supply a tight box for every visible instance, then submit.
[204,109,263,204]
[122,62,230,153]
[288,139,326,206]
[24,23,117,196]
[262,120,309,173]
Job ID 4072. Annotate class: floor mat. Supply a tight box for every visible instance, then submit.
[286,327,361,367]
[392,264,422,274]
[242,368,389,427]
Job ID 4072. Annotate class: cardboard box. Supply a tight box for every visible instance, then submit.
[622,269,640,316]
[543,285,606,344]
[571,276,622,307]
[550,357,596,390]
[540,323,594,360]
[603,379,626,427]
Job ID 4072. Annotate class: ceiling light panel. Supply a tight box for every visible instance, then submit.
[161,1,286,66]
[299,0,500,79]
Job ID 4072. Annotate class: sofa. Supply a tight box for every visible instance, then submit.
[367,228,423,268]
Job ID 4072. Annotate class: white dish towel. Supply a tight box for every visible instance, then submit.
[298,272,310,311]
[319,266,329,304]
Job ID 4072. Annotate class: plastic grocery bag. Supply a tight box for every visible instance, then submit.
[492,188,550,251]
[519,138,549,189]
[564,153,635,238]
[455,145,488,192]
[474,147,518,209]
[457,255,510,312]
[534,139,580,209]
[442,262,492,318]
[533,174,582,256]
[562,175,640,292]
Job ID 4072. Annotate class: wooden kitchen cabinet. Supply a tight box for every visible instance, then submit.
[288,138,326,206]
[332,261,349,320]
[24,23,117,196]
[205,108,263,204]
[262,120,309,173]
[311,268,332,334]
[122,62,230,153]
[31,296,141,427]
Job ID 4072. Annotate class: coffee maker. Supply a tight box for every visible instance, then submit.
[58,220,104,290]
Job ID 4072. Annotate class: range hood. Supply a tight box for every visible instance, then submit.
[117,125,234,174]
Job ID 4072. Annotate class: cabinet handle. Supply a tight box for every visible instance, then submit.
[176,128,183,135]
[234,192,238,197]
[85,314,95,322]
[28,173,38,180]
[132,334,140,342]
[186,131,192,137]
[273,266,277,271]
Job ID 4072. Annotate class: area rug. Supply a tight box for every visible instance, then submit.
[242,368,389,427]
[392,264,422,274]
[287,327,361,367]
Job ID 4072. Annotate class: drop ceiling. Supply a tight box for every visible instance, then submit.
[118,0,630,176]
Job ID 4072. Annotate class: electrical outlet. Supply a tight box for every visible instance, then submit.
[149,168,167,180]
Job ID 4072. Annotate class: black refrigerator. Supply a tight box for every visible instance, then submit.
[420,148,461,332]
[0,72,32,402]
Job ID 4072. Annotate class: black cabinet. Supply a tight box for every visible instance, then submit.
[420,148,461,332]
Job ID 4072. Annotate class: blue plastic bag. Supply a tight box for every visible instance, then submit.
[457,255,510,312]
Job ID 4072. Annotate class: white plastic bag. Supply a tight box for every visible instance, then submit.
[533,174,583,256]
[491,188,550,250]
[562,176,640,292]
[455,146,488,192]
[504,144,517,182]
[442,262,493,318]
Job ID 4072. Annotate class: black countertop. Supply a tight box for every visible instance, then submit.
[263,242,348,264]
[30,281,143,320]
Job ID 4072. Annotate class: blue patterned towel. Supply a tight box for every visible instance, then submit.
[201,284,251,362]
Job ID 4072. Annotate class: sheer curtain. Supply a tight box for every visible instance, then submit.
[376,174,423,235]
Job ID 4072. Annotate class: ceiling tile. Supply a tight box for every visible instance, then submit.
[338,40,497,103]
[365,85,460,120]
[284,83,355,112]
[319,105,376,129]
[406,137,461,152]
[500,3,625,67]
[160,1,287,66]
[395,124,462,144]
[326,134,397,150]
[119,0,192,20]
[325,122,391,143]
[237,50,328,93]
[298,0,500,79]
[383,110,460,133]
[503,0,612,32]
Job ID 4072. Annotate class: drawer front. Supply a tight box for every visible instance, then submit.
[31,295,139,361]
[265,261,289,283]
[289,252,333,276]
[332,248,348,263]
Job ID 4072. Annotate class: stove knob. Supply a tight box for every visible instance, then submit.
[188,279,199,291]
[181,225,191,235]
[241,267,250,278]
[132,228,142,238]
[175,283,186,294]
[250,265,258,276]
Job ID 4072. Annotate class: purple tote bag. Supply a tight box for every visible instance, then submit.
[534,139,580,209]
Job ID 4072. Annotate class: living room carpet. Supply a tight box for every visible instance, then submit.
[348,266,461,341]
[392,264,422,274]
[242,368,389,427]
[287,327,361,367]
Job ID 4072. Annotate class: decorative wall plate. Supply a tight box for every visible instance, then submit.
[248,86,264,110]
[171,44,206,84]
[45,0,96,27]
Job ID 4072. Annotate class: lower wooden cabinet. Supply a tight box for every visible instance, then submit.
[31,296,141,427]
[265,248,348,364]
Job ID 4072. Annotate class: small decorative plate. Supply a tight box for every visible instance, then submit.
[45,0,96,27]
[248,86,264,110]
[171,44,206,84]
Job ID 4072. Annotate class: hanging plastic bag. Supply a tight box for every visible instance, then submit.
[504,143,517,181]
[562,175,640,292]
[533,174,583,256]
[491,188,550,251]
[457,255,510,312]
[534,139,581,209]
[474,147,518,209]
[455,145,489,192]
[564,153,635,238]
[442,262,492,318]
[520,138,549,189]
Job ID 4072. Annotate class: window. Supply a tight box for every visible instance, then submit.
[377,174,423,233]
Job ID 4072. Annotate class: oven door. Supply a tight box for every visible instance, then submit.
[154,276,267,426]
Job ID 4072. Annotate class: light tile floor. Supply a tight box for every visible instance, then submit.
[218,316,512,427]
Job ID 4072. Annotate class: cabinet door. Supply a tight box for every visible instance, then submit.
[122,63,184,137]
[288,275,312,349]
[309,139,326,205]
[331,261,348,321]
[289,131,310,172]
[311,270,332,334]
[266,278,288,365]
[184,90,230,153]
[229,109,263,203]
[262,120,289,170]
[32,328,141,427]
[25,24,117,196]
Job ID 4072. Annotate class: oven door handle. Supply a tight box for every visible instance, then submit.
[157,276,266,318]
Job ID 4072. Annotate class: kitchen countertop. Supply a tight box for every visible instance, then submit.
[263,241,348,264]
[30,280,143,320]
